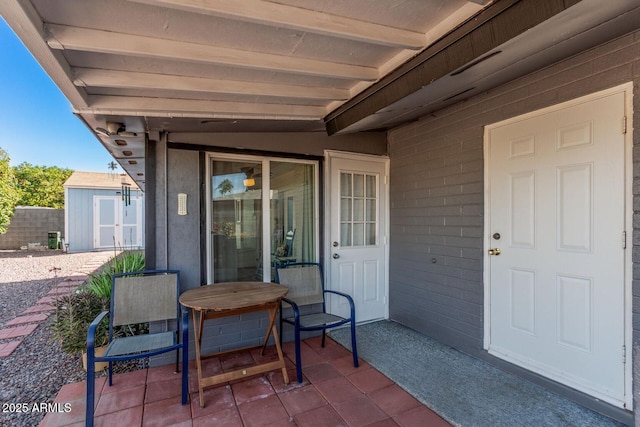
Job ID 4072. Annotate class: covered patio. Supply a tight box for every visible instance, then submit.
[3,1,640,425]
[39,336,447,427]
[39,320,625,426]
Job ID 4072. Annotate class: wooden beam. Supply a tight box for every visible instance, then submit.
[325,0,573,134]
[76,95,327,119]
[0,2,90,108]
[46,24,379,81]
[73,68,349,101]
[130,0,426,49]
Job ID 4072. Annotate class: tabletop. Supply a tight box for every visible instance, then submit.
[179,282,288,312]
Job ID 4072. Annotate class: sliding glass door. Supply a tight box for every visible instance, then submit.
[208,155,317,283]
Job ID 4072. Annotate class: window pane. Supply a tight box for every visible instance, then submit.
[341,223,351,246]
[340,197,352,221]
[366,175,376,198]
[270,161,315,278]
[341,173,352,197]
[366,199,376,221]
[354,174,364,197]
[353,199,364,221]
[339,172,379,248]
[211,160,262,283]
[366,223,376,245]
[353,223,364,246]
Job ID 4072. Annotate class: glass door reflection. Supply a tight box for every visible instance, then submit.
[211,160,262,282]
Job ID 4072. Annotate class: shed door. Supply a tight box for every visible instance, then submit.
[486,90,627,407]
[94,196,119,248]
[94,196,142,248]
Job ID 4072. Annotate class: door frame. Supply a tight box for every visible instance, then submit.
[324,150,390,321]
[482,83,634,408]
[93,195,118,249]
[93,195,143,249]
[204,152,320,284]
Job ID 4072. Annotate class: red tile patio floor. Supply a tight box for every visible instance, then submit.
[40,336,451,427]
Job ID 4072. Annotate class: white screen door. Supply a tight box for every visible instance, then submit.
[486,88,629,407]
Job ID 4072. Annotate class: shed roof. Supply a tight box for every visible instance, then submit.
[64,171,140,190]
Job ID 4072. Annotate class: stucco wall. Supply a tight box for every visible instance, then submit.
[0,207,64,250]
[387,30,640,422]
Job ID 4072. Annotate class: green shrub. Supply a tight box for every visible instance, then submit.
[84,250,145,299]
[51,250,147,356]
[51,291,109,355]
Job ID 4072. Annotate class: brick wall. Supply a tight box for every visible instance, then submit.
[0,207,64,250]
[387,30,640,358]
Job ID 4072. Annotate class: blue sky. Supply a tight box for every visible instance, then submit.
[0,18,117,173]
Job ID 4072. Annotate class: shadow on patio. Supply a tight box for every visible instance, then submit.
[40,336,449,427]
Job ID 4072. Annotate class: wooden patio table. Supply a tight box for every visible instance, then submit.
[179,281,290,408]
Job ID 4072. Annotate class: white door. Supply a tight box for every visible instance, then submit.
[94,196,118,248]
[486,89,629,407]
[94,196,142,249]
[121,198,142,247]
[328,152,388,323]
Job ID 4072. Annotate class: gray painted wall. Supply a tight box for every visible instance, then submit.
[152,133,381,363]
[168,131,387,156]
[147,33,640,421]
[387,30,640,422]
[0,207,63,250]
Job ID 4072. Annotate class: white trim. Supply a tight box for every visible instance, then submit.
[93,195,118,249]
[324,150,390,321]
[64,187,69,251]
[622,81,634,409]
[261,160,272,282]
[483,82,634,409]
[205,152,320,283]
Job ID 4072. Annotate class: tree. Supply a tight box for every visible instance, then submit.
[13,162,73,209]
[216,178,234,196]
[0,148,19,233]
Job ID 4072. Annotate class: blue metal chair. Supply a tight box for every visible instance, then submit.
[273,229,297,267]
[85,270,188,427]
[275,262,358,383]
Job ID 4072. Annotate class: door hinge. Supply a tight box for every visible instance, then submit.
[623,116,627,134]
[622,345,626,364]
[622,231,627,249]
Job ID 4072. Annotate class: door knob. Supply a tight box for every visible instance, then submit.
[332,253,340,259]
[488,248,501,256]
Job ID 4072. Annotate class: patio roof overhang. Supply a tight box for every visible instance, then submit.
[1,0,639,191]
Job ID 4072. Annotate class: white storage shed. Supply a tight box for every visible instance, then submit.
[64,172,144,252]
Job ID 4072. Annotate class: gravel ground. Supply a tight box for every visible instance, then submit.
[0,250,119,427]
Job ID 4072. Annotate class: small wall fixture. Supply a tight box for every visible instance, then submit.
[95,123,138,138]
[122,151,133,156]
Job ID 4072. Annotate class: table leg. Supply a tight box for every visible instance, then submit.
[191,309,205,408]
[260,305,279,354]
[265,306,289,385]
